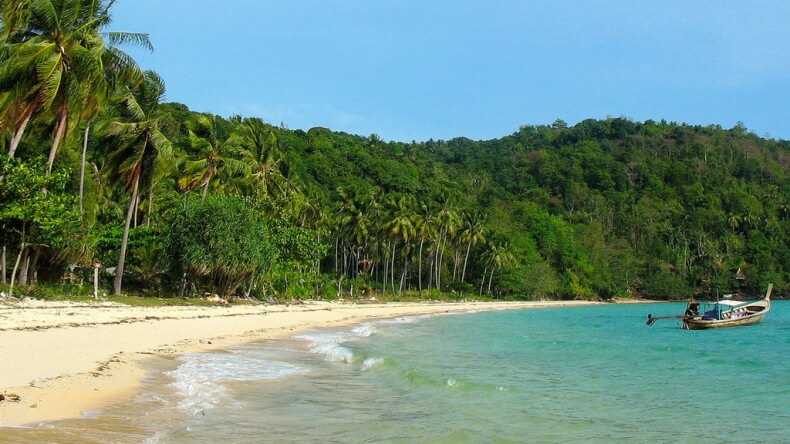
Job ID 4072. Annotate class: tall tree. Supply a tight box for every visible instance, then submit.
[105,71,171,295]
[0,0,150,167]
[460,211,486,283]
[235,117,288,199]
[178,115,248,200]
[385,196,416,294]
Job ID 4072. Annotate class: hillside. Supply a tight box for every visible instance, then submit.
[3,99,789,300]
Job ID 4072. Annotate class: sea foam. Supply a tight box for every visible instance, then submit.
[295,322,377,363]
[361,357,384,371]
[168,349,305,415]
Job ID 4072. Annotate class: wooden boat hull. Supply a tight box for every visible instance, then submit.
[684,313,766,330]
[683,297,770,330]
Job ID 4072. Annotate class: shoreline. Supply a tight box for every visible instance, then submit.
[0,300,606,427]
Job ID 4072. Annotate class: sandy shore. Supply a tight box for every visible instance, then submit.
[0,299,599,427]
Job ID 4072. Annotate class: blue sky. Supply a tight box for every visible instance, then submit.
[113,1,790,141]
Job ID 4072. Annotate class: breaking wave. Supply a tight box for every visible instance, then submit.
[168,349,305,415]
[361,357,385,371]
[295,321,379,363]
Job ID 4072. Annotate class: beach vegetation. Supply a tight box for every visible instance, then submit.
[1,1,788,302]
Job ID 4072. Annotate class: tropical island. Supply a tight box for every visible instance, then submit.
[0,1,786,305]
[1,0,789,439]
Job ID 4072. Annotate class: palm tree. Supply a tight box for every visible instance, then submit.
[235,117,288,200]
[105,71,171,295]
[413,204,434,293]
[460,211,486,283]
[385,196,416,294]
[77,96,109,218]
[0,0,150,167]
[434,198,460,290]
[481,241,516,297]
[178,115,248,200]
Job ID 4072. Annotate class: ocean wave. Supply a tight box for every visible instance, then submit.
[351,322,376,337]
[377,316,418,325]
[168,350,305,415]
[295,322,377,363]
[377,314,434,325]
[294,331,356,363]
[361,357,384,370]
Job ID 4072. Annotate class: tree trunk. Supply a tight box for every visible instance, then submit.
[461,241,472,283]
[399,254,408,295]
[18,249,30,286]
[46,107,69,176]
[114,175,140,296]
[1,245,6,285]
[133,195,139,228]
[147,186,154,227]
[29,249,40,285]
[427,248,434,292]
[487,266,495,296]
[334,237,339,276]
[179,272,187,298]
[93,265,100,299]
[379,242,390,294]
[436,231,447,290]
[8,103,36,159]
[417,238,424,293]
[79,122,90,218]
[452,250,459,281]
[390,242,396,293]
[342,246,347,278]
[8,226,26,298]
[479,265,488,297]
[244,275,255,299]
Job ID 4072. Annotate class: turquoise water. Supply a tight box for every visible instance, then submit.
[6,302,789,443]
[158,302,790,443]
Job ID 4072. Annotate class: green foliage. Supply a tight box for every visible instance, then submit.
[163,195,275,297]
[1,2,787,301]
[0,156,79,250]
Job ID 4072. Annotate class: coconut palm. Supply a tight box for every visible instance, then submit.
[104,71,171,295]
[460,210,486,283]
[413,204,434,293]
[434,197,460,290]
[385,196,416,294]
[0,0,150,168]
[235,117,288,200]
[178,115,249,200]
[481,241,516,297]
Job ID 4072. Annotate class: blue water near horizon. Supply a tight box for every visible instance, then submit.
[152,302,789,443]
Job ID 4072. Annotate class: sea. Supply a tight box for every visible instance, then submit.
[4,302,789,443]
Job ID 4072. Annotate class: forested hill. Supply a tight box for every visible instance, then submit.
[3,99,788,300]
[166,105,790,299]
[1,2,786,302]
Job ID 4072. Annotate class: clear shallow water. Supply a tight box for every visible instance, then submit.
[5,303,789,443]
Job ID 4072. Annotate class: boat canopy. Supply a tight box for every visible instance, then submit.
[716,300,744,307]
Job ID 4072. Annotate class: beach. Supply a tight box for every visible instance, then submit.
[0,299,598,427]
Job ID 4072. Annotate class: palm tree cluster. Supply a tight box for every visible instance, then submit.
[0,1,303,298]
[3,2,786,301]
[329,189,514,297]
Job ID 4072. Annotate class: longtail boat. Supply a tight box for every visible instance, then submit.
[646,284,772,330]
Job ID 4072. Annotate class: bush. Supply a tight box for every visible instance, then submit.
[164,195,275,297]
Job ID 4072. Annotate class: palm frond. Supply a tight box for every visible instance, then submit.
[105,31,152,51]
[29,0,59,33]
[35,50,62,107]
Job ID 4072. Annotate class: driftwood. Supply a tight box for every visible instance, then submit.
[0,392,21,403]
